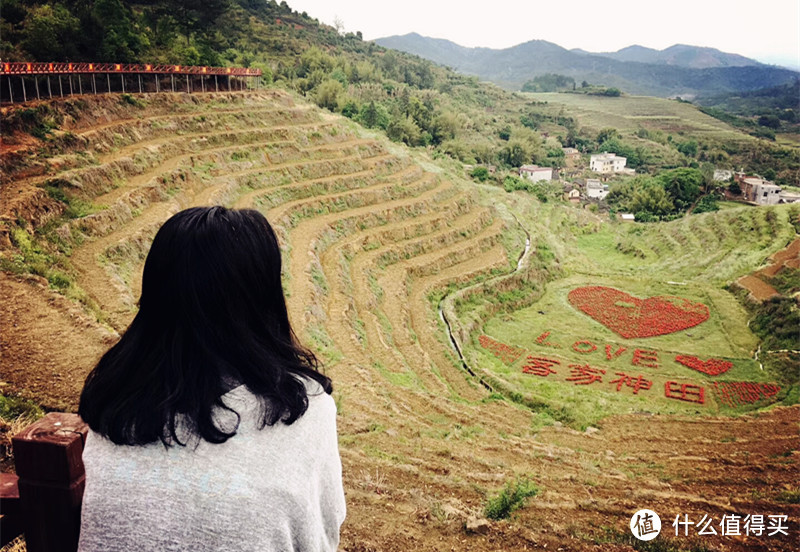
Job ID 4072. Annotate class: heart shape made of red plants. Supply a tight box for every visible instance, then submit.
[675,355,733,376]
[567,286,710,339]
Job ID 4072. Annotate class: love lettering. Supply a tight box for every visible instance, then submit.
[534,331,660,368]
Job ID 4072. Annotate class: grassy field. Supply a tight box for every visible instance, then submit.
[572,205,797,283]
[458,194,797,424]
[525,92,757,143]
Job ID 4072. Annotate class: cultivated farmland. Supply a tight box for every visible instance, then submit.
[527,92,756,142]
[1,90,798,551]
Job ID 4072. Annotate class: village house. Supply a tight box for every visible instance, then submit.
[562,147,580,160]
[562,183,581,203]
[567,189,581,203]
[519,164,554,183]
[740,176,782,206]
[585,179,609,200]
[590,152,627,174]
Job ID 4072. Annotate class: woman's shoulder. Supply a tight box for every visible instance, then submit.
[295,376,337,426]
[221,376,335,424]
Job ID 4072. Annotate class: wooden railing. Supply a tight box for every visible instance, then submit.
[0,413,87,552]
[0,62,261,76]
[0,62,263,104]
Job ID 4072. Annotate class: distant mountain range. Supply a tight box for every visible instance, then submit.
[374,33,798,97]
[578,44,764,69]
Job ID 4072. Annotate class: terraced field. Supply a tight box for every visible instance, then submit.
[526,93,755,143]
[1,91,798,551]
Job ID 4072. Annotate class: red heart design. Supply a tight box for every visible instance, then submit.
[567,286,710,339]
[675,355,733,376]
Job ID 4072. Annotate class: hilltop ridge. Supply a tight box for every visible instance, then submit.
[374,33,796,96]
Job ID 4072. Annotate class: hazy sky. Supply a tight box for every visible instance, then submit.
[286,0,800,69]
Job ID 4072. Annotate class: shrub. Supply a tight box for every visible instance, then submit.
[484,477,539,520]
[0,394,44,422]
[120,93,145,108]
[777,487,800,504]
[470,166,489,182]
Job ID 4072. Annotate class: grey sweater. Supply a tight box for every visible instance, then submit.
[78,382,345,551]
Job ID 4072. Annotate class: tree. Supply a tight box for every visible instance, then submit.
[758,114,781,129]
[676,140,698,158]
[501,140,532,167]
[314,79,343,111]
[333,16,344,34]
[658,168,703,211]
[520,74,575,93]
[470,167,489,182]
[386,115,422,146]
[429,111,458,144]
[699,163,716,194]
[163,0,229,45]
[607,177,674,219]
[357,101,389,130]
[20,3,81,60]
[92,0,149,62]
[297,47,334,77]
[629,183,674,218]
[596,128,618,144]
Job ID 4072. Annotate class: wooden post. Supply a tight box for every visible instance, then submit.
[12,413,88,552]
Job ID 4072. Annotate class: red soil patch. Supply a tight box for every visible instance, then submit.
[737,237,799,300]
[736,275,780,301]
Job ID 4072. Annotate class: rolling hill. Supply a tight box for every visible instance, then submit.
[375,33,798,97]
[1,89,798,552]
[590,44,764,69]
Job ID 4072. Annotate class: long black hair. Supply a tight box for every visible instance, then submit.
[79,206,331,446]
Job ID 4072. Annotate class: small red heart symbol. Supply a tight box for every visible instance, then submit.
[568,286,710,339]
[675,355,733,376]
